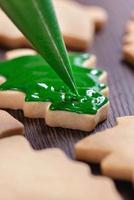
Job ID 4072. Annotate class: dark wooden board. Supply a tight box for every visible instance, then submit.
[0,0,134,199]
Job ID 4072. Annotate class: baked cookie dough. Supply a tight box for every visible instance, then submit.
[0,49,109,131]
[0,135,121,200]
[75,116,134,182]
[0,0,107,50]
[0,109,23,138]
[123,13,134,65]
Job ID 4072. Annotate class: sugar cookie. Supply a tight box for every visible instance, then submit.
[0,0,107,50]
[0,109,23,138]
[0,50,109,131]
[123,13,134,64]
[75,116,134,181]
[0,135,121,200]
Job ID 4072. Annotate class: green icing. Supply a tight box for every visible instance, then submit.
[0,53,108,114]
[69,53,91,67]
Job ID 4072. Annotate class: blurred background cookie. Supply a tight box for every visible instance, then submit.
[0,0,107,50]
[123,13,134,65]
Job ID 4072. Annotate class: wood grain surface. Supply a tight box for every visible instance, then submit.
[0,0,134,199]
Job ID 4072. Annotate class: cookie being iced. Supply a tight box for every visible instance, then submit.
[0,49,109,132]
[0,135,121,200]
[75,116,134,181]
[123,13,134,64]
[0,0,107,50]
[0,110,24,138]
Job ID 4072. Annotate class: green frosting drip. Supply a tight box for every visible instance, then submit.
[0,53,108,114]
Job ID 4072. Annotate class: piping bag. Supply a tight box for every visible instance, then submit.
[0,0,78,95]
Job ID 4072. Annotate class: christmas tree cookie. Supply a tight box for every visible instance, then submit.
[123,12,134,65]
[0,49,109,131]
[75,116,134,182]
[0,135,121,200]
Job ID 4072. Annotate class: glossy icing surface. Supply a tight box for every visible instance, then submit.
[0,53,108,114]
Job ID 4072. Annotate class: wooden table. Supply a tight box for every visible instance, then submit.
[0,0,134,199]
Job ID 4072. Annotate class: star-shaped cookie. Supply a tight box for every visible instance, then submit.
[0,135,121,200]
[75,116,134,182]
[0,0,107,50]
